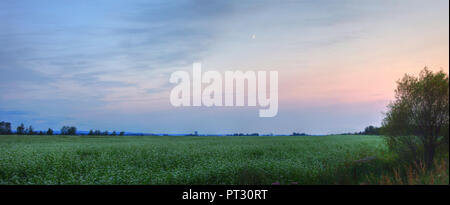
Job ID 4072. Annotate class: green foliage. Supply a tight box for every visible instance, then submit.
[0,121,12,135]
[26,126,34,135]
[236,167,269,185]
[362,126,381,135]
[382,67,449,167]
[16,123,25,135]
[0,135,389,185]
[60,126,77,135]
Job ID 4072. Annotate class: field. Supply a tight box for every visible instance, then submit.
[0,134,403,185]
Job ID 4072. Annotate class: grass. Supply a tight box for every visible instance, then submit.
[366,157,449,185]
[0,134,446,185]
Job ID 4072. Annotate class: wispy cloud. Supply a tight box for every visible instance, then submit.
[0,0,448,133]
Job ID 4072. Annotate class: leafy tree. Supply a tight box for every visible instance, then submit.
[61,126,77,135]
[16,123,25,135]
[382,68,449,168]
[119,131,125,136]
[88,130,94,135]
[26,125,34,135]
[111,131,117,136]
[68,126,77,135]
[0,121,12,135]
[47,128,53,135]
[102,130,108,136]
[60,126,69,135]
[362,126,381,135]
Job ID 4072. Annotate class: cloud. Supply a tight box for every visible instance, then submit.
[0,0,229,109]
[0,109,32,116]
[0,0,447,133]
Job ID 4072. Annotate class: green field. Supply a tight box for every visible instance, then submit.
[0,134,401,185]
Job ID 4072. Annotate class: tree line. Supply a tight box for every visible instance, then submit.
[0,122,125,136]
[0,122,51,135]
[338,125,381,135]
[87,130,125,136]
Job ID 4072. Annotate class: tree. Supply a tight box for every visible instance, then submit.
[26,125,34,135]
[0,121,12,134]
[382,68,449,168]
[362,126,381,135]
[111,131,117,136]
[60,126,69,135]
[88,130,94,135]
[47,128,53,135]
[68,126,77,135]
[119,131,125,136]
[16,123,25,135]
[102,130,108,136]
[61,126,77,135]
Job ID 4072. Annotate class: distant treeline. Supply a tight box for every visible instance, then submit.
[2,122,303,137]
[291,132,309,136]
[228,133,260,136]
[2,121,378,137]
[87,130,125,136]
[0,121,125,136]
[340,125,381,135]
[0,122,51,135]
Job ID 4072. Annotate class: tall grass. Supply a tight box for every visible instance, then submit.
[366,158,449,185]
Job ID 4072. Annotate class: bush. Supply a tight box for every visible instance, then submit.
[382,68,449,167]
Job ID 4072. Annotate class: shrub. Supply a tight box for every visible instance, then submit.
[382,68,449,167]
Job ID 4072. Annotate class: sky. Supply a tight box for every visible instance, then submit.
[0,0,448,135]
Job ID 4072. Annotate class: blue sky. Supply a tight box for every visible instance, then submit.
[0,0,448,134]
